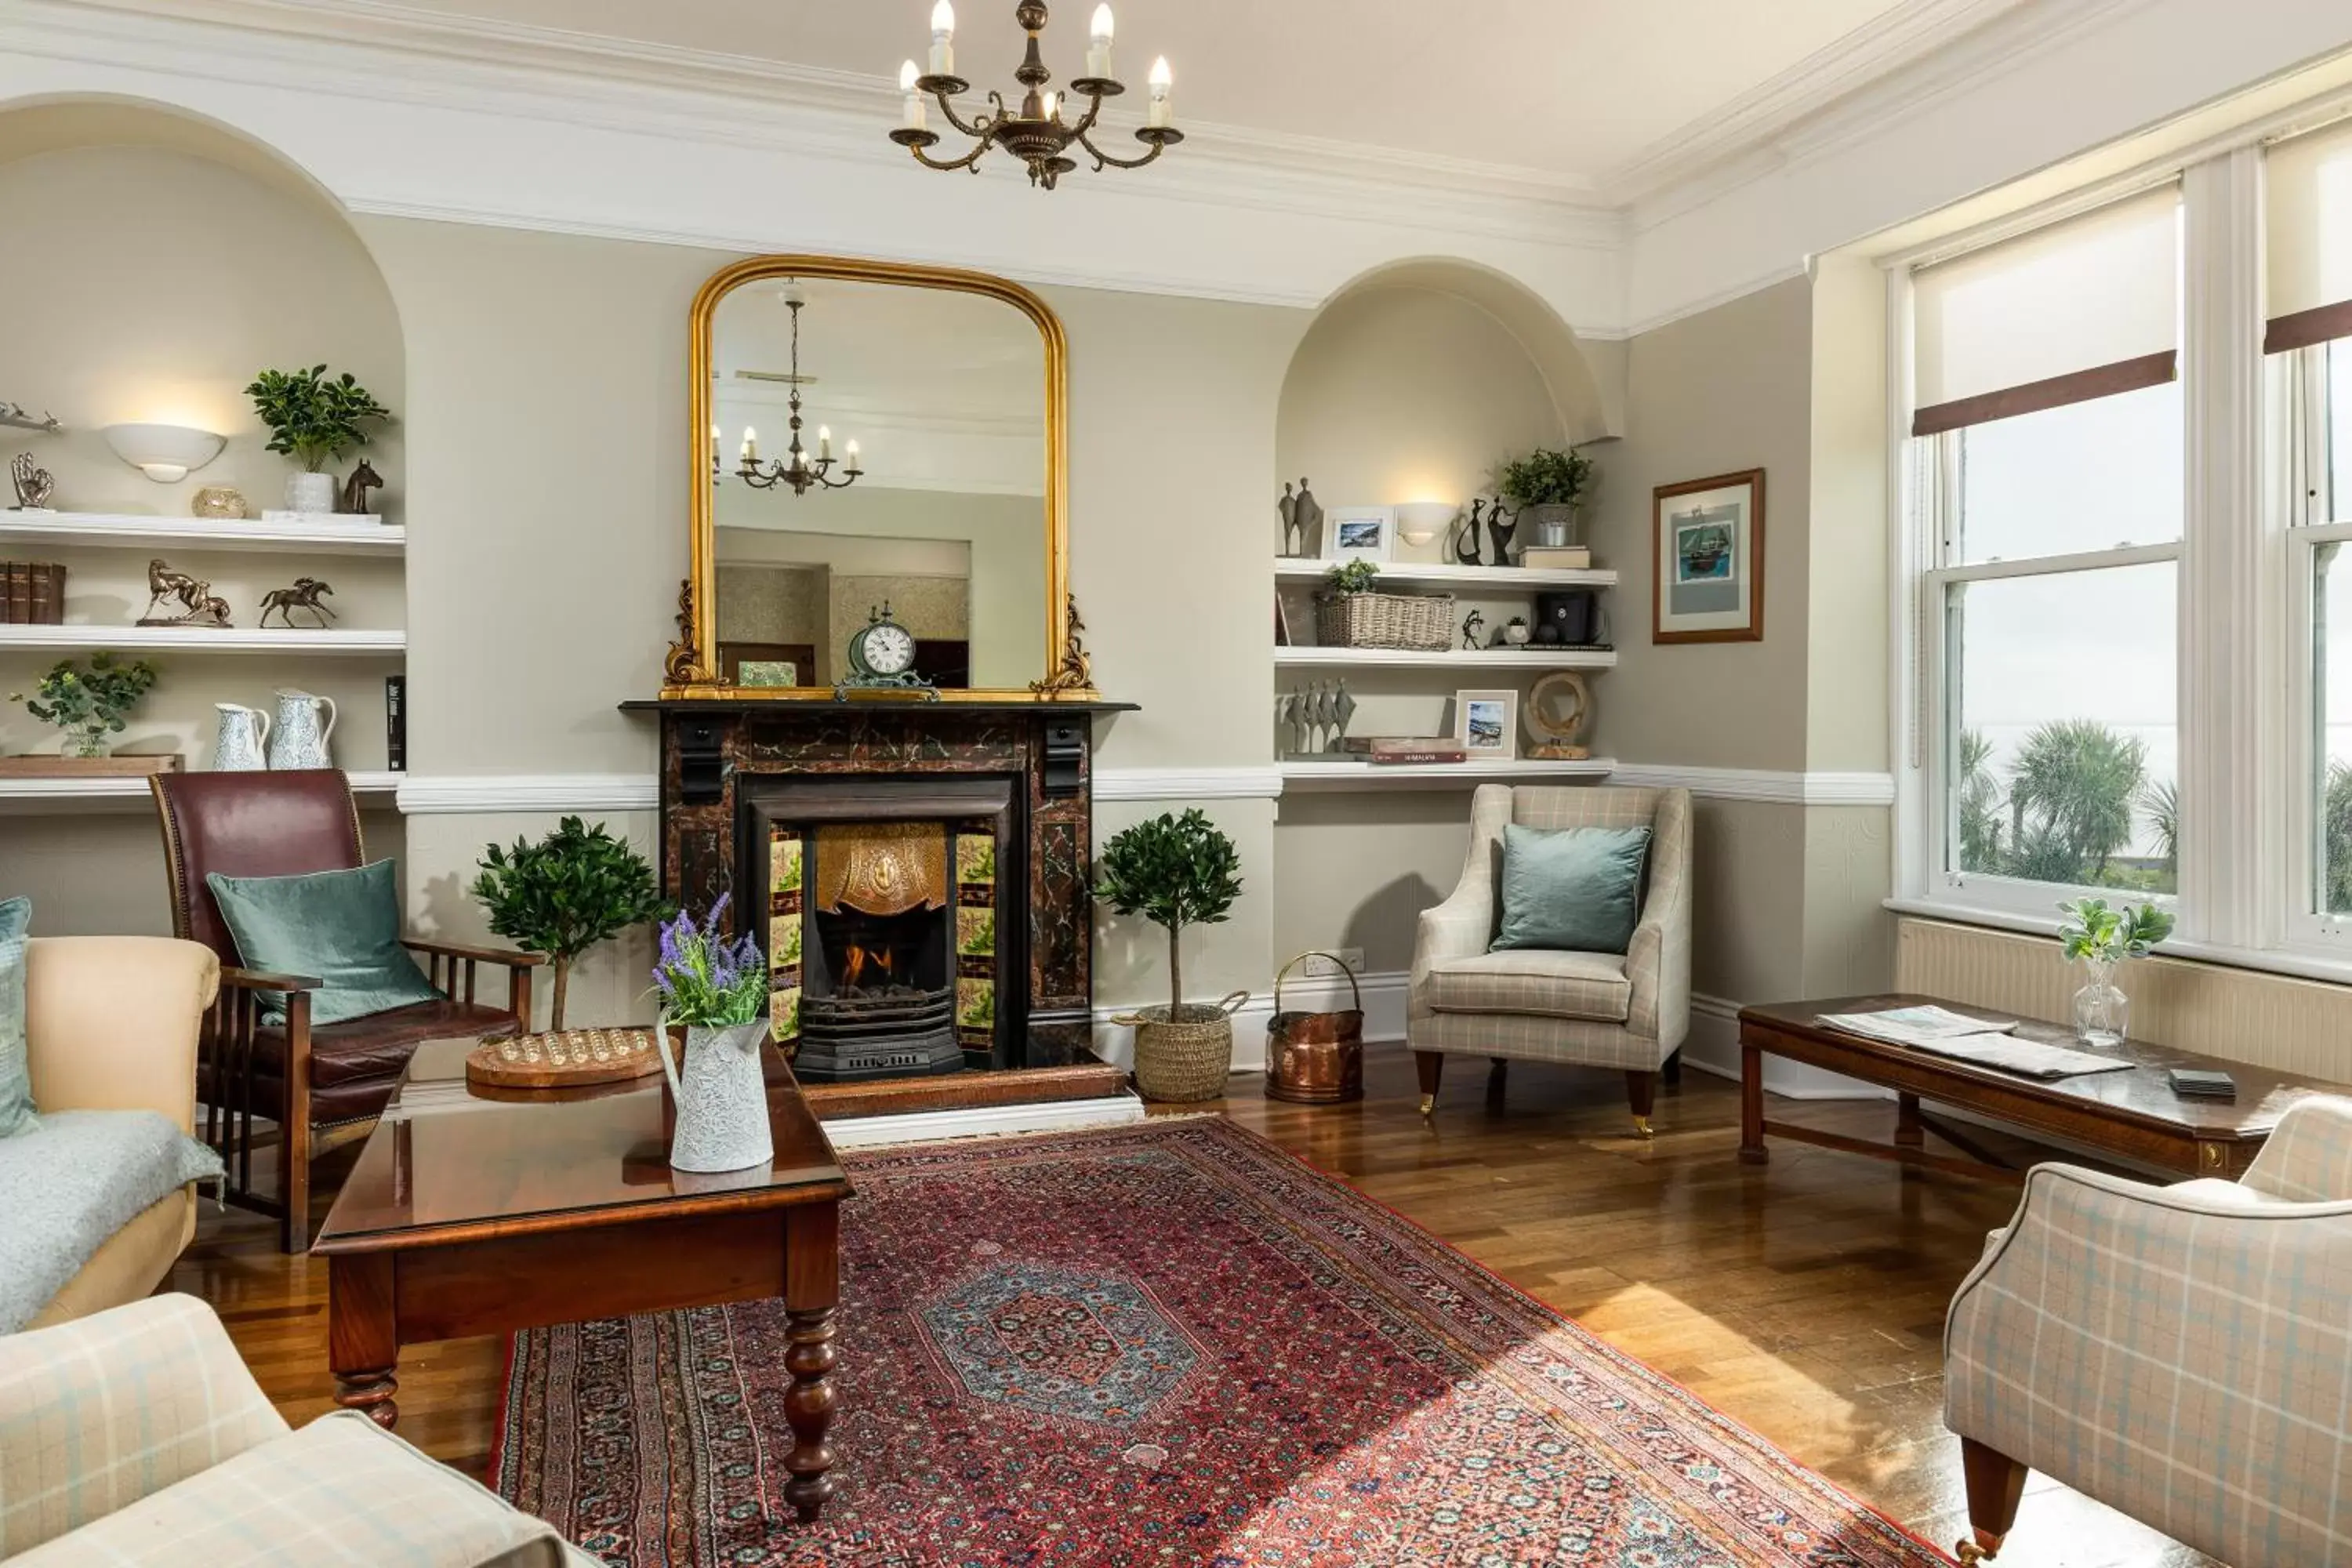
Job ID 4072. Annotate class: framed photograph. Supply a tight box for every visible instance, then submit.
[1653,470,1763,644]
[1453,688,1519,757]
[1322,506,1394,564]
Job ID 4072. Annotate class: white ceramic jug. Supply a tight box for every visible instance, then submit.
[212,703,270,771]
[267,688,337,771]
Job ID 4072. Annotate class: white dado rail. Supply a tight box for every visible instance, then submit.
[391,764,1893,813]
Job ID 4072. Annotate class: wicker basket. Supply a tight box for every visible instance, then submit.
[1315,590,1454,651]
[1121,992,1249,1103]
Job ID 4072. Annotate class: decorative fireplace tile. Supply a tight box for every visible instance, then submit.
[768,828,805,1054]
[957,976,995,1033]
[956,906,995,960]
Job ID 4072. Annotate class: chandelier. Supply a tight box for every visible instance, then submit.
[889,2,1180,190]
[730,290,863,495]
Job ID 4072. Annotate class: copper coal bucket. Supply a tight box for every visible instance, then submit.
[1265,953,1364,1105]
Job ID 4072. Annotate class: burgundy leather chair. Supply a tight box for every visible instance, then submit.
[151,769,542,1250]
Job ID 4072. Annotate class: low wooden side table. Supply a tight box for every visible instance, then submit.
[1736,993,2341,1181]
[313,1036,852,1522]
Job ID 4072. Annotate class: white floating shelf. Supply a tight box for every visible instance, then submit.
[1275,646,1616,670]
[1274,559,1616,589]
[0,625,405,655]
[0,511,405,555]
[0,770,403,814]
[1282,758,1618,789]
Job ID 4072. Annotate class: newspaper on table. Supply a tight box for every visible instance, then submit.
[1814,1004,2133,1081]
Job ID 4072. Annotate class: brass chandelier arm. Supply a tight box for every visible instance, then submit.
[1079,128,1175,172]
[931,88,1008,142]
[1058,88,1109,143]
[905,134,996,175]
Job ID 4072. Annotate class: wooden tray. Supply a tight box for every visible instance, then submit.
[465,1027,665,1091]
[0,753,183,777]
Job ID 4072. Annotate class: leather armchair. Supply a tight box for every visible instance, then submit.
[1943,1094,2352,1564]
[150,769,543,1250]
[1408,784,1693,1134]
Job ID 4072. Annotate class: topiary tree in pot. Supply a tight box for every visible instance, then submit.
[1097,808,1246,1102]
[470,815,671,1029]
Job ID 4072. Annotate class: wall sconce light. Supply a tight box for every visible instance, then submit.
[101,423,226,483]
[1395,501,1456,547]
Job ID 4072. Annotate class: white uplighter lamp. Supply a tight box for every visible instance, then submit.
[101,423,225,483]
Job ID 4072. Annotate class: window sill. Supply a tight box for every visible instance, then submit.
[1882,895,2352,989]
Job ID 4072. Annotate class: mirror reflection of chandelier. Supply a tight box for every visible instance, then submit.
[888,2,1180,190]
[732,289,863,495]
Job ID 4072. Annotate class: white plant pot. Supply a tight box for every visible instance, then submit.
[285,470,336,515]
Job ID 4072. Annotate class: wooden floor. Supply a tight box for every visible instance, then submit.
[171,1046,2209,1567]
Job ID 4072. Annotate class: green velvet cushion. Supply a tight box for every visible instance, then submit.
[1490,823,1653,956]
[0,896,34,1138]
[205,860,439,1026]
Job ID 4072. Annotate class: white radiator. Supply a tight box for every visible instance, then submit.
[1895,918,2352,1079]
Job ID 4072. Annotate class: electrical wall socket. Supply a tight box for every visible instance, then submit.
[1298,949,1363,978]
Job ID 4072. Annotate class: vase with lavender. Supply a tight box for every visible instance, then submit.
[2056,897,2173,1047]
[650,895,774,1173]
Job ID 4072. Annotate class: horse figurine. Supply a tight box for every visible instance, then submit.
[258,578,337,629]
[338,459,383,517]
[140,558,211,624]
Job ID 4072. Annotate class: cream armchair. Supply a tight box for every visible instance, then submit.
[1944,1095,2352,1564]
[22,935,217,1328]
[1408,785,1692,1134]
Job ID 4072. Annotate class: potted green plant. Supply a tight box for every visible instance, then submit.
[2056,896,2174,1046]
[10,652,160,759]
[1322,559,1381,595]
[1097,808,1246,1102]
[470,815,671,1029]
[1497,447,1595,547]
[245,364,391,516]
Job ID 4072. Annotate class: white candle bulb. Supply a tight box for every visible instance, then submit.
[818,425,833,459]
[847,438,861,463]
[928,0,954,74]
[1039,89,1058,122]
[1146,56,1172,127]
[1086,3,1113,78]
[899,59,927,130]
[741,427,757,461]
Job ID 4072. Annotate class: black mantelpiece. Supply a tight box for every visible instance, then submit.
[622,699,1134,1072]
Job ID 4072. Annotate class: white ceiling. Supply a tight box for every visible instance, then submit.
[361,0,1947,187]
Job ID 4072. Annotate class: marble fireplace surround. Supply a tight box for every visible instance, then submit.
[623,698,1134,1105]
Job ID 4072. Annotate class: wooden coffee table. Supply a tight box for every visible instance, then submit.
[313,1035,852,1522]
[1737,993,2346,1181]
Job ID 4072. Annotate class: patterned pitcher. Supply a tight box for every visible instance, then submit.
[212,703,270,771]
[267,689,337,771]
[657,1019,775,1173]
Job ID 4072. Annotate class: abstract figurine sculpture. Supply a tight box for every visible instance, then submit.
[139,557,232,627]
[9,452,53,510]
[1461,609,1486,650]
[1277,481,1301,557]
[1454,502,1484,567]
[258,577,338,629]
[1486,497,1518,566]
[1292,478,1325,559]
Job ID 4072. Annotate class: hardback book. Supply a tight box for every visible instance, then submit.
[27,562,63,624]
[385,674,407,772]
[2,563,25,624]
[1341,735,1461,756]
[1369,749,1468,765]
[1519,545,1593,569]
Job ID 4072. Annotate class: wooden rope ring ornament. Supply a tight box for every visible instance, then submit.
[1524,670,1592,760]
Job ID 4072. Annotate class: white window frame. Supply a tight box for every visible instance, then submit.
[2281,340,2352,950]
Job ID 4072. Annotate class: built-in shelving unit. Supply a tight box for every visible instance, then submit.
[0,625,405,655]
[0,769,404,814]
[1273,557,1616,590]
[1275,645,1615,670]
[1280,758,1616,789]
[0,511,405,555]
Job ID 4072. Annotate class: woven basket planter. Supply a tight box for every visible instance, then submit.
[1315,590,1454,652]
[1123,993,1248,1103]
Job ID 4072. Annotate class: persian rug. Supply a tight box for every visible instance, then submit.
[495,1116,1950,1567]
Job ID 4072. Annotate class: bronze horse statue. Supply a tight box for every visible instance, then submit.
[338,459,383,516]
[258,578,337,629]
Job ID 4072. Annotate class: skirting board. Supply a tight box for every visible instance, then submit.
[1091,969,1410,1071]
[1679,993,1889,1100]
[820,1094,1146,1149]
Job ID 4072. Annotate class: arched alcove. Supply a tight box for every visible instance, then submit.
[1276,256,1612,518]
[0,95,405,517]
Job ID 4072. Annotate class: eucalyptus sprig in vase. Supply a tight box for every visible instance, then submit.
[10,652,160,760]
[649,894,774,1173]
[2056,897,2173,1046]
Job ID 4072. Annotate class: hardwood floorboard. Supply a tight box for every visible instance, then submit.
[169,1043,2211,1565]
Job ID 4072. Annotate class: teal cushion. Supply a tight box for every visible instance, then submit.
[1490,824,1653,956]
[205,860,439,1026]
[0,896,34,1138]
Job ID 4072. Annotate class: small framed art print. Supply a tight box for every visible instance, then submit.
[1453,688,1518,757]
[1652,469,1764,644]
[1322,506,1395,565]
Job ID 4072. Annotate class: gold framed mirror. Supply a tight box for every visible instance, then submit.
[668,254,1083,701]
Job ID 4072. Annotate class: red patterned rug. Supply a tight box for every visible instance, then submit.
[495,1116,1949,1566]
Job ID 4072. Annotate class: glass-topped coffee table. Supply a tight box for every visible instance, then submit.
[314,1034,852,1522]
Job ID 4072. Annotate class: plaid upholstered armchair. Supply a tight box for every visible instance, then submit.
[1944,1094,2352,1564]
[1408,785,1693,1135]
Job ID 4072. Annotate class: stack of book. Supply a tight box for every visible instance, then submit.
[1340,736,1469,765]
[1,561,66,624]
[1519,544,1592,570]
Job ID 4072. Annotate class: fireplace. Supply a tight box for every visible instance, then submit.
[625,698,1131,1083]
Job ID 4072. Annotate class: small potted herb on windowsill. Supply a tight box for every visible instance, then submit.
[245,364,392,517]
[1498,447,1595,548]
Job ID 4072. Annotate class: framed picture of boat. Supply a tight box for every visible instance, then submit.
[1653,469,1764,644]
